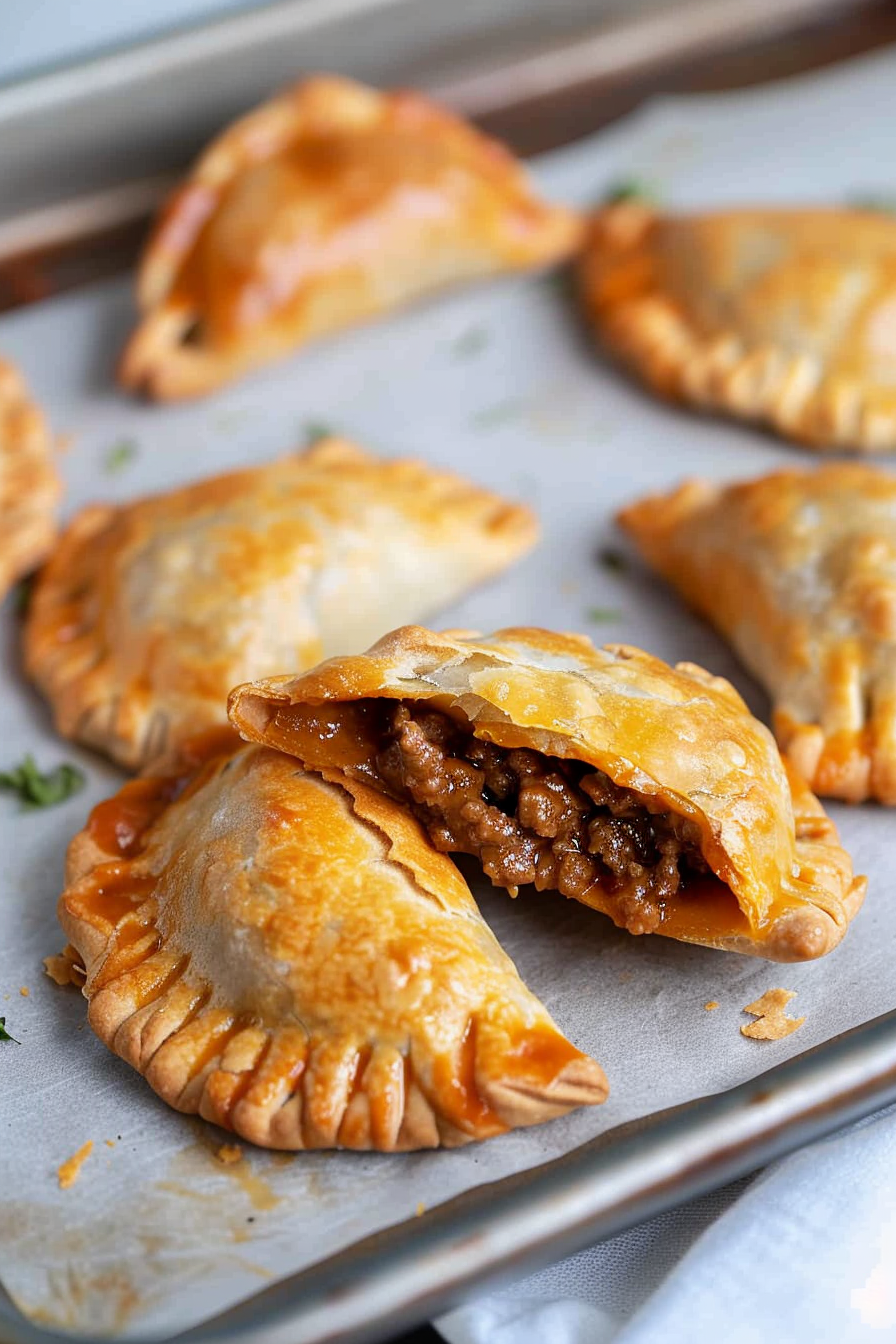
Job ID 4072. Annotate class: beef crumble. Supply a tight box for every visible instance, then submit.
[374,704,709,935]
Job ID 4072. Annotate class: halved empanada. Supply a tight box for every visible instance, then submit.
[228,625,865,962]
[119,75,582,399]
[619,464,896,804]
[580,203,896,451]
[0,358,60,600]
[24,438,536,771]
[60,731,606,1150]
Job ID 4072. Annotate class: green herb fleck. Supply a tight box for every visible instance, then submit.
[103,439,138,474]
[848,193,896,215]
[304,422,335,447]
[597,546,629,575]
[451,326,490,360]
[0,1018,20,1044]
[213,408,253,433]
[585,606,622,624]
[602,178,658,206]
[0,755,86,809]
[15,576,34,617]
[471,400,524,430]
[539,269,569,295]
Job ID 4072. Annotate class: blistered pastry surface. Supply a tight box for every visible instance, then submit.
[581,204,896,451]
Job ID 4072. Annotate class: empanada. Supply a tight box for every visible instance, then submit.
[619,464,896,805]
[0,358,60,600]
[120,76,582,399]
[228,626,865,962]
[580,203,896,451]
[24,438,536,770]
[60,730,606,1150]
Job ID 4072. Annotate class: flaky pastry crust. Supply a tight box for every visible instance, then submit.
[120,75,582,399]
[59,732,606,1150]
[619,463,896,804]
[24,438,536,771]
[229,625,864,961]
[580,203,896,452]
[0,358,60,599]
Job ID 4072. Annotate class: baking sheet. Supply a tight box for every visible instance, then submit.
[2,42,896,1341]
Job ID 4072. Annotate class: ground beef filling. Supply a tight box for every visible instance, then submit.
[374,705,710,935]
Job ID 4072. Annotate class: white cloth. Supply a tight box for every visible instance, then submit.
[437,1106,896,1344]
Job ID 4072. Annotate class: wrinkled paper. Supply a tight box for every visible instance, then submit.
[2,43,896,1340]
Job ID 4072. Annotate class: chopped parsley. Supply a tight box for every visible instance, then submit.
[0,755,86,808]
[849,193,896,215]
[471,400,524,430]
[597,546,629,574]
[103,439,138,474]
[15,576,33,616]
[451,326,490,360]
[304,422,335,447]
[602,179,658,206]
[585,605,622,624]
[539,269,570,294]
[213,407,254,433]
[0,1018,20,1044]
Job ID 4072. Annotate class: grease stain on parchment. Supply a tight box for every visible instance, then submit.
[18,1268,141,1334]
[166,1124,285,1211]
[0,1121,335,1334]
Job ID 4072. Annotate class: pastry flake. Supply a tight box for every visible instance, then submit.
[59,733,606,1150]
[619,463,896,804]
[580,203,896,451]
[58,1140,93,1190]
[228,625,865,962]
[120,75,582,399]
[741,988,804,1041]
[215,1144,243,1165]
[24,438,536,770]
[44,944,87,987]
[0,358,60,600]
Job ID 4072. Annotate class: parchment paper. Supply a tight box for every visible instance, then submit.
[2,42,896,1341]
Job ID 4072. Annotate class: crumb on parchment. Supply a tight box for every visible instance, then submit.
[704,1001,719,1011]
[58,1141,93,1189]
[44,945,86,987]
[416,1202,426,1217]
[19,986,29,997]
[216,1144,243,1165]
[741,988,805,1041]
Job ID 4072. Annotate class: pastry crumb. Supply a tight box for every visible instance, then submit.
[741,988,805,1041]
[704,1000,719,1011]
[416,1202,426,1217]
[216,1143,243,1165]
[19,986,29,997]
[44,945,86,987]
[58,1140,93,1189]
[105,1139,116,1149]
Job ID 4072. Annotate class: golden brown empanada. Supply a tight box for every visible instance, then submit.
[119,75,582,399]
[24,438,536,771]
[619,463,896,805]
[580,203,896,451]
[228,626,865,962]
[0,358,60,600]
[60,730,606,1150]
